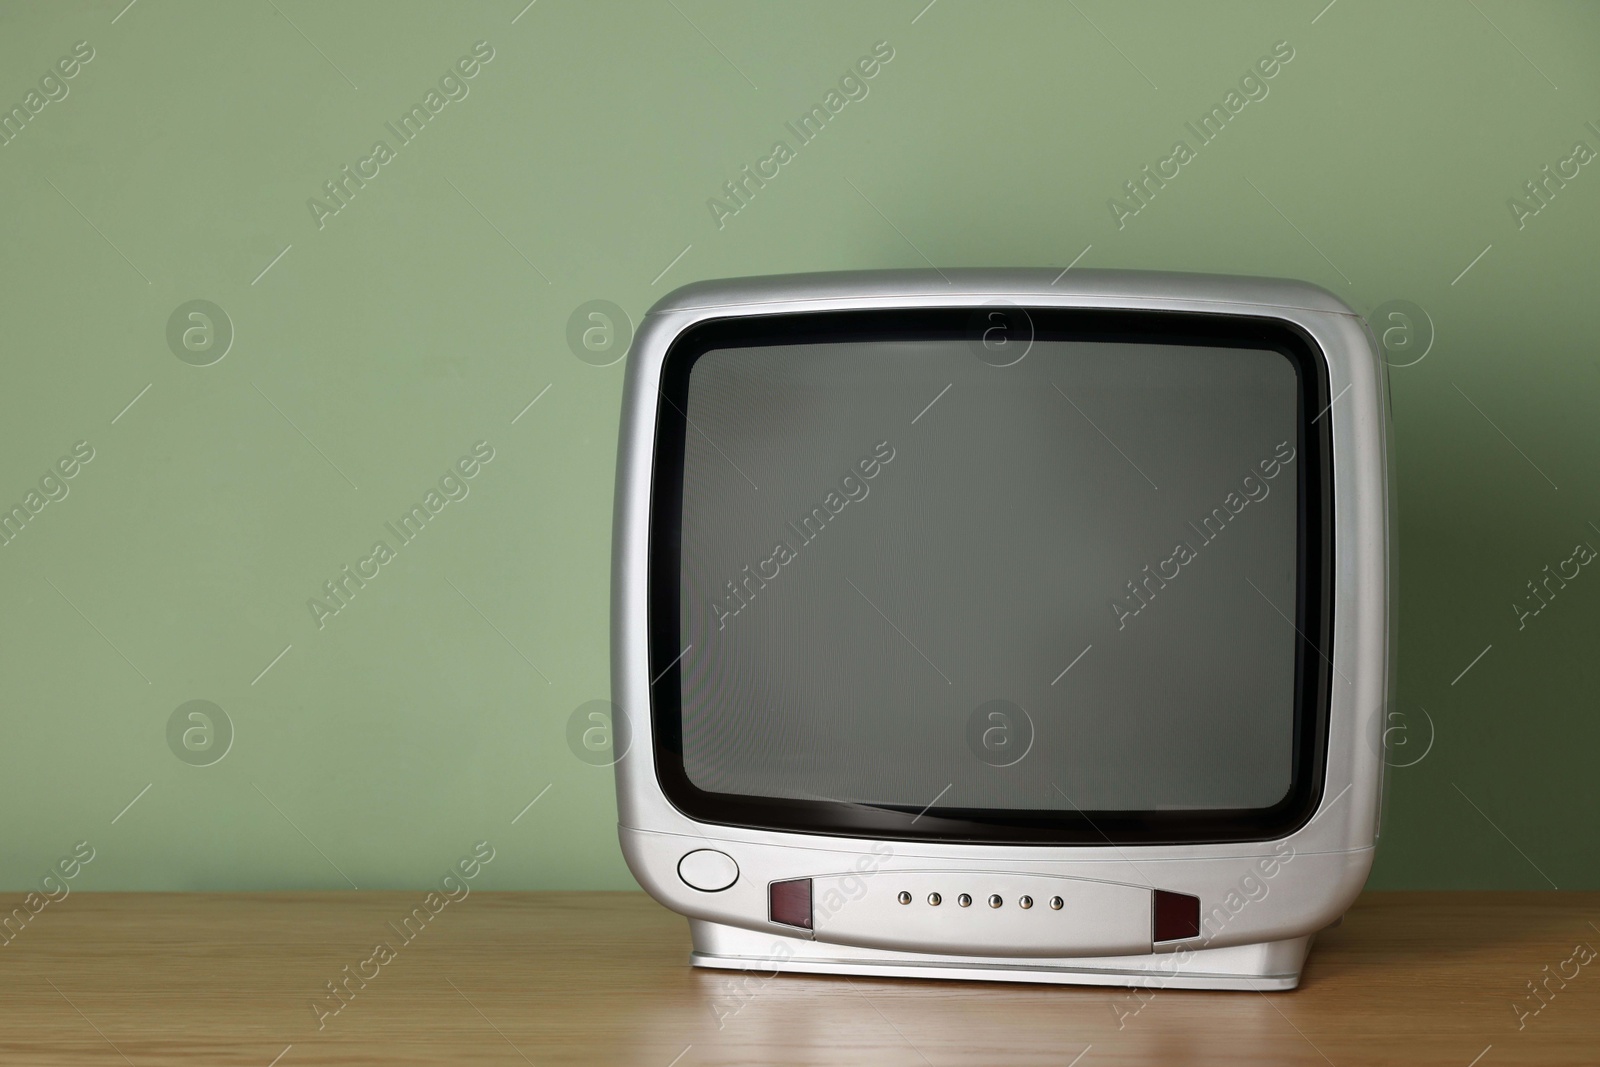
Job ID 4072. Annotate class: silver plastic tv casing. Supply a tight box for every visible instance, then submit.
[611,269,1392,992]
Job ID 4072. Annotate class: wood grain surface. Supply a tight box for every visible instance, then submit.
[1,891,1596,1065]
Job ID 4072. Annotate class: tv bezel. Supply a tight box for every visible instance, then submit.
[645,306,1335,846]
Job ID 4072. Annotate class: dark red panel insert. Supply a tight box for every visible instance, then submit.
[769,878,812,930]
[1153,889,1200,942]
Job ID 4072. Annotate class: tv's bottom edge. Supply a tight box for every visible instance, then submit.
[688,921,1313,992]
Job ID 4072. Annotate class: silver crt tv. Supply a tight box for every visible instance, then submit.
[611,269,1392,991]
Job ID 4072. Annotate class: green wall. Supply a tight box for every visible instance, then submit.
[1,0,1596,893]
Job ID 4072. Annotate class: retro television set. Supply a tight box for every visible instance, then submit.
[611,269,1391,990]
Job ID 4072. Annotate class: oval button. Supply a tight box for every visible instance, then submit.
[677,849,739,892]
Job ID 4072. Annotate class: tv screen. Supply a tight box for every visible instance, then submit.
[650,309,1331,844]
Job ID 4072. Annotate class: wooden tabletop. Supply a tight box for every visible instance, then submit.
[1,891,1595,1065]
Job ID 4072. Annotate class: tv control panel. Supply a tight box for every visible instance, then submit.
[768,870,1199,957]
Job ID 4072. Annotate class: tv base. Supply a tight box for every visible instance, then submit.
[689,920,1313,992]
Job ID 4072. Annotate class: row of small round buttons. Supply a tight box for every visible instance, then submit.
[897,891,1064,910]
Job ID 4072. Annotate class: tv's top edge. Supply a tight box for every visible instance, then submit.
[646,268,1358,319]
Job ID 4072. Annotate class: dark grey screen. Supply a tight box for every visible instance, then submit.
[677,338,1301,812]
